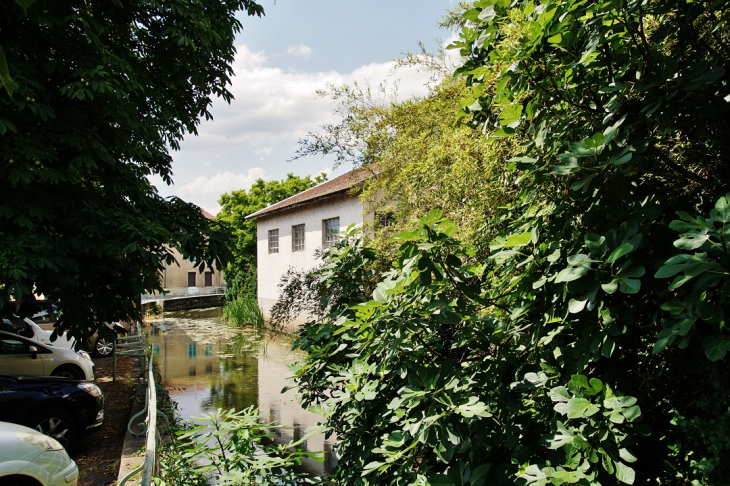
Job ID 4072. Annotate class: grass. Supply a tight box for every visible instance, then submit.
[223,295,265,327]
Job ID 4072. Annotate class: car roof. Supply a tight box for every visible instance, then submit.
[0,330,53,353]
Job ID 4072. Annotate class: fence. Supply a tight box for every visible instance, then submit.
[141,286,226,302]
[117,328,163,486]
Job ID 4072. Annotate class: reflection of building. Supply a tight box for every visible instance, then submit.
[257,338,337,476]
[246,170,375,330]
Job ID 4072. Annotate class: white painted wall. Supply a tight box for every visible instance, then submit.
[256,192,364,330]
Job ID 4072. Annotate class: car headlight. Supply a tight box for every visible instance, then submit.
[78,382,103,398]
[15,431,65,451]
[76,349,91,360]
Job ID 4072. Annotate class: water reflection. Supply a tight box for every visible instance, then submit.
[146,307,336,476]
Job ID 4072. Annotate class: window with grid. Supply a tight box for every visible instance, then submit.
[322,217,340,249]
[377,212,395,228]
[292,224,305,252]
[268,229,279,253]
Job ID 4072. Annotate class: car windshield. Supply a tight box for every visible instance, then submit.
[0,317,34,339]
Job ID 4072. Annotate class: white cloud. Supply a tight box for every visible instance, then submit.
[166,43,442,211]
[177,44,435,155]
[285,43,313,57]
[254,147,273,159]
[176,168,268,215]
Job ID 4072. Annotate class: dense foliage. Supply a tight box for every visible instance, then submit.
[216,173,326,301]
[295,74,517,262]
[155,407,318,486]
[0,0,263,344]
[292,0,730,485]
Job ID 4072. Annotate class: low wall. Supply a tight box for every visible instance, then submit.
[142,294,225,313]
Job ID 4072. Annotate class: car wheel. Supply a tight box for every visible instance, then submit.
[95,337,115,356]
[51,365,84,380]
[31,408,77,448]
[0,475,42,486]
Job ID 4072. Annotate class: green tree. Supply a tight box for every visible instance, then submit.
[452,0,730,483]
[0,0,263,345]
[294,66,517,262]
[216,173,326,300]
[292,1,730,485]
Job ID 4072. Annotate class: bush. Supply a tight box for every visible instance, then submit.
[223,294,264,327]
[294,208,730,485]
[154,407,319,486]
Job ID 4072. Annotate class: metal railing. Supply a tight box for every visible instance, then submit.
[141,286,226,302]
[117,324,166,486]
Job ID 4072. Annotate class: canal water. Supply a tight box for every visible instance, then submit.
[145,307,336,476]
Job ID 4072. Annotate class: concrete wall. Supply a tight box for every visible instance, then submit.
[256,192,364,330]
[162,247,224,290]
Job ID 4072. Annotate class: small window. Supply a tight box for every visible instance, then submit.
[322,217,340,249]
[268,229,279,253]
[377,212,395,228]
[187,272,196,287]
[292,224,305,252]
[205,272,213,287]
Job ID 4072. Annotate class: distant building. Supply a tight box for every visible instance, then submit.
[246,170,375,329]
[160,208,225,291]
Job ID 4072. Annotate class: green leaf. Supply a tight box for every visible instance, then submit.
[702,335,730,361]
[568,298,587,314]
[499,104,523,127]
[710,194,730,223]
[673,228,711,250]
[427,474,456,486]
[549,386,571,403]
[566,397,600,419]
[0,46,14,97]
[13,0,38,14]
[504,232,532,248]
[615,461,636,485]
[606,242,634,263]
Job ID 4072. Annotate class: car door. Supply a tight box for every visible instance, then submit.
[0,334,48,376]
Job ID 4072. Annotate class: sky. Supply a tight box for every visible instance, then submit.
[149,0,458,215]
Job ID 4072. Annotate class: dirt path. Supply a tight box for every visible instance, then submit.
[71,354,137,486]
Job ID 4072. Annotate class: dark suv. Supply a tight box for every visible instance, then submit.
[0,375,104,448]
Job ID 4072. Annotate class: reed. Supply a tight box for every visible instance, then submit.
[223,295,264,327]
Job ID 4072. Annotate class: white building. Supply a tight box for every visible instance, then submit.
[246,170,374,330]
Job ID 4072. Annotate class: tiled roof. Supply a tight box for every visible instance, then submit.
[246,169,374,220]
[201,209,215,220]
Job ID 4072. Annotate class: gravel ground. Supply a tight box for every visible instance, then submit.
[71,354,137,486]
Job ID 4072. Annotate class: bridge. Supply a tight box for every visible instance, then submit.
[141,286,226,311]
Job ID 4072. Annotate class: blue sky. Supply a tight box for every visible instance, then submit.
[150,0,457,214]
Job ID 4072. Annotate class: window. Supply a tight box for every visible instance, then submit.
[204,271,213,287]
[268,229,279,253]
[322,217,340,249]
[377,212,395,228]
[292,224,305,252]
[187,272,196,287]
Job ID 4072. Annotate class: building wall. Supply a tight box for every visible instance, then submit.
[256,192,365,330]
[162,247,224,290]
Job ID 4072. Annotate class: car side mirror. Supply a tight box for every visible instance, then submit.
[28,345,38,359]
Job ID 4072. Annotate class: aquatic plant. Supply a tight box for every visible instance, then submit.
[223,295,264,328]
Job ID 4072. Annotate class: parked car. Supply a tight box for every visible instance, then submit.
[0,331,95,380]
[1,316,75,348]
[0,375,104,448]
[0,421,79,485]
[3,314,126,357]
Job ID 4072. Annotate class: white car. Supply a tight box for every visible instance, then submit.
[3,316,124,357]
[0,331,95,381]
[0,421,79,486]
[1,316,75,348]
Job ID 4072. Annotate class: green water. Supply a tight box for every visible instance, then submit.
[146,307,336,476]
